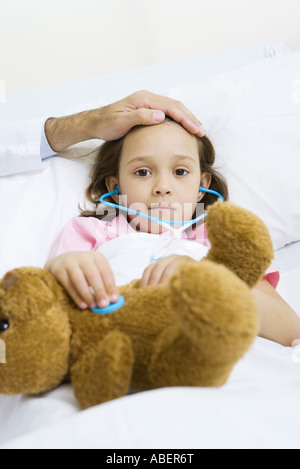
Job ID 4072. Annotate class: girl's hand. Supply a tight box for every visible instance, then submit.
[45,251,119,310]
[139,255,197,288]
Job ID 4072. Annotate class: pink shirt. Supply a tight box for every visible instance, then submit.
[49,215,279,289]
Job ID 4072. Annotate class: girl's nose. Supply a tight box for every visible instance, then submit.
[153,182,172,196]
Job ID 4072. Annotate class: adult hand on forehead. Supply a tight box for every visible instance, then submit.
[96,90,206,140]
[45,90,205,153]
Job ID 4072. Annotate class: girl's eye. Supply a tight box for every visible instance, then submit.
[135,169,151,177]
[174,169,188,176]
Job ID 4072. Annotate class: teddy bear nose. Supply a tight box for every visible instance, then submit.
[0,319,9,332]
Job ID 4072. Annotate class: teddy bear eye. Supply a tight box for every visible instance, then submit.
[0,319,9,332]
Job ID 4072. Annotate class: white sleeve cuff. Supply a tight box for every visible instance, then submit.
[40,118,58,160]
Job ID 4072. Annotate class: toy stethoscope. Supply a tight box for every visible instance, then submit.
[92,185,224,314]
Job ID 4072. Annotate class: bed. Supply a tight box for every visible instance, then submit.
[0,41,300,449]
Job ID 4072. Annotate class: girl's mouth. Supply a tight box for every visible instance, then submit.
[149,204,175,211]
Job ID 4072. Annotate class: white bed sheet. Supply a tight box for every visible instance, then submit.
[1,41,300,450]
[274,241,300,274]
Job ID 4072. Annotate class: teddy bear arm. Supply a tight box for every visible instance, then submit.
[70,331,134,409]
[205,201,274,288]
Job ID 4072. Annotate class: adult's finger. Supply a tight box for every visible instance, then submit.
[117,108,166,132]
[129,91,205,137]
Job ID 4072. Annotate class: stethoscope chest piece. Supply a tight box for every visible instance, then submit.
[91,295,125,315]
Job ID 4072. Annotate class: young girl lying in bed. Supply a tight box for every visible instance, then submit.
[46,118,300,347]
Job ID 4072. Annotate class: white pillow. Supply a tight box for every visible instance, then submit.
[0,158,91,278]
[169,52,300,251]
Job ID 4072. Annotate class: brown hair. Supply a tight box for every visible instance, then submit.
[80,126,228,220]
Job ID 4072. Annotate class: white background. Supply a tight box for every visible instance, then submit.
[0,0,299,92]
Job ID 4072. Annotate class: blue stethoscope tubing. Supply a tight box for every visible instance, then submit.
[99,185,224,229]
[92,185,224,315]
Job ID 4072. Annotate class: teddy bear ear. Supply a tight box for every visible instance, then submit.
[2,271,19,291]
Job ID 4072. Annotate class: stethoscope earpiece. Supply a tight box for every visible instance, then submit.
[199,186,224,200]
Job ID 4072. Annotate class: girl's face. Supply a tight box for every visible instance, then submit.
[106,120,211,234]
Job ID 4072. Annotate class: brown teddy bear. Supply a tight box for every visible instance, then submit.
[0,201,273,409]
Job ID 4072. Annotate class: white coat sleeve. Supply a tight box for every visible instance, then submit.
[0,117,57,177]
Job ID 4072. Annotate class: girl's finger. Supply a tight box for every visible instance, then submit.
[55,267,89,309]
[158,261,179,286]
[68,265,95,308]
[65,281,90,310]
[143,260,169,287]
[81,262,109,307]
[139,263,155,288]
[94,255,119,305]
